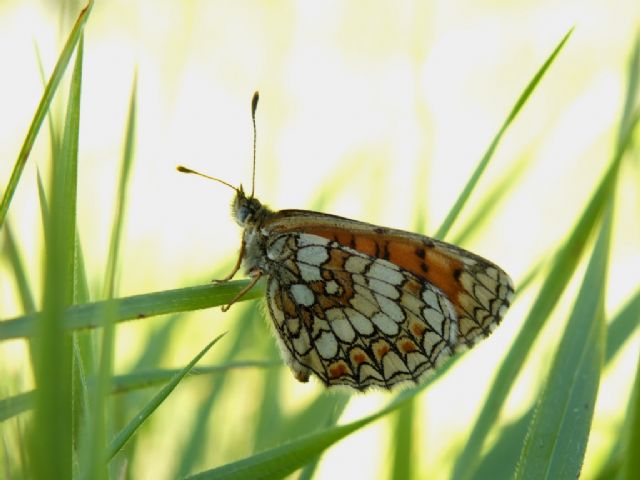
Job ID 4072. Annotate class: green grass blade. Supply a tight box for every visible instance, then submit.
[515,199,612,479]
[79,74,137,480]
[185,411,381,480]
[0,360,278,422]
[0,1,93,228]
[35,43,61,161]
[389,400,415,480]
[450,78,640,480]
[173,304,272,477]
[0,392,33,423]
[28,31,84,480]
[102,74,137,299]
[451,140,625,480]
[605,290,640,365]
[452,153,529,246]
[184,360,458,479]
[111,361,280,393]
[107,333,226,460]
[435,28,573,240]
[621,351,640,479]
[0,280,263,340]
[617,32,640,147]
[436,285,637,480]
[2,224,36,313]
[296,394,351,480]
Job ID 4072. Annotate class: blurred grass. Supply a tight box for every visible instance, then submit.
[0,5,639,480]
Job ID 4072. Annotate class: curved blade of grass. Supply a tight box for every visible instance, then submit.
[389,399,415,480]
[1,360,278,422]
[605,289,640,365]
[107,333,227,460]
[0,392,33,423]
[456,287,637,479]
[451,62,640,480]
[621,350,640,479]
[0,1,93,228]
[452,152,530,246]
[169,306,263,478]
[35,43,61,161]
[515,198,612,479]
[29,30,84,480]
[451,118,636,480]
[110,361,280,393]
[185,396,398,480]
[435,28,573,240]
[2,224,36,313]
[0,279,264,340]
[297,393,351,480]
[184,359,459,480]
[79,74,137,480]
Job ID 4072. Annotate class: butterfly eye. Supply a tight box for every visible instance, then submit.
[237,204,252,224]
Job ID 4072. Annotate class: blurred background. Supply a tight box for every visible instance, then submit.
[0,1,638,478]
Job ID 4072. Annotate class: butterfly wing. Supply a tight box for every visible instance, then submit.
[264,232,463,390]
[265,210,515,348]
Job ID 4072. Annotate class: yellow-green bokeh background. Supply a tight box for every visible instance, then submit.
[1,1,639,479]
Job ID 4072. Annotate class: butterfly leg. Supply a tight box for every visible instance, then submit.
[213,240,246,283]
[220,268,263,312]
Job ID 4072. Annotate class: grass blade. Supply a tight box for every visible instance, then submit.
[621,351,640,479]
[1,224,36,313]
[389,400,415,480]
[0,280,263,340]
[435,28,573,240]
[0,360,278,422]
[0,1,93,228]
[79,74,137,480]
[605,290,640,365]
[107,333,227,460]
[515,199,612,479]
[451,62,640,480]
[184,360,456,479]
[28,30,84,480]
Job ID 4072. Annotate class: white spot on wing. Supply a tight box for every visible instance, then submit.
[331,315,356,343]
[371,312,399,335]
[345,255,369,274]
[316,331,338,359]
[290,284,315,306]
[345,308,374,335]
[368,262,403,284]
[297,245,329,266]
[422,289,439,309]
[423,307,445,333]
[299,263,323,282]
[375,293,404,322]
[368,278,400,299]
[298,234,329,247]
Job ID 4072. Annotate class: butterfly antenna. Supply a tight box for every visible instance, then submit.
[250,91,259,198]
[176,165,238,192]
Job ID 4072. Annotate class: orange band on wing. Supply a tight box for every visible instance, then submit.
[300,227,464,306]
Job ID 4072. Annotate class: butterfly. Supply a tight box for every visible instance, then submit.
[178,92,514,391]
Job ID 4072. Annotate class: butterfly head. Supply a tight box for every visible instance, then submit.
[232,186,265,227]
